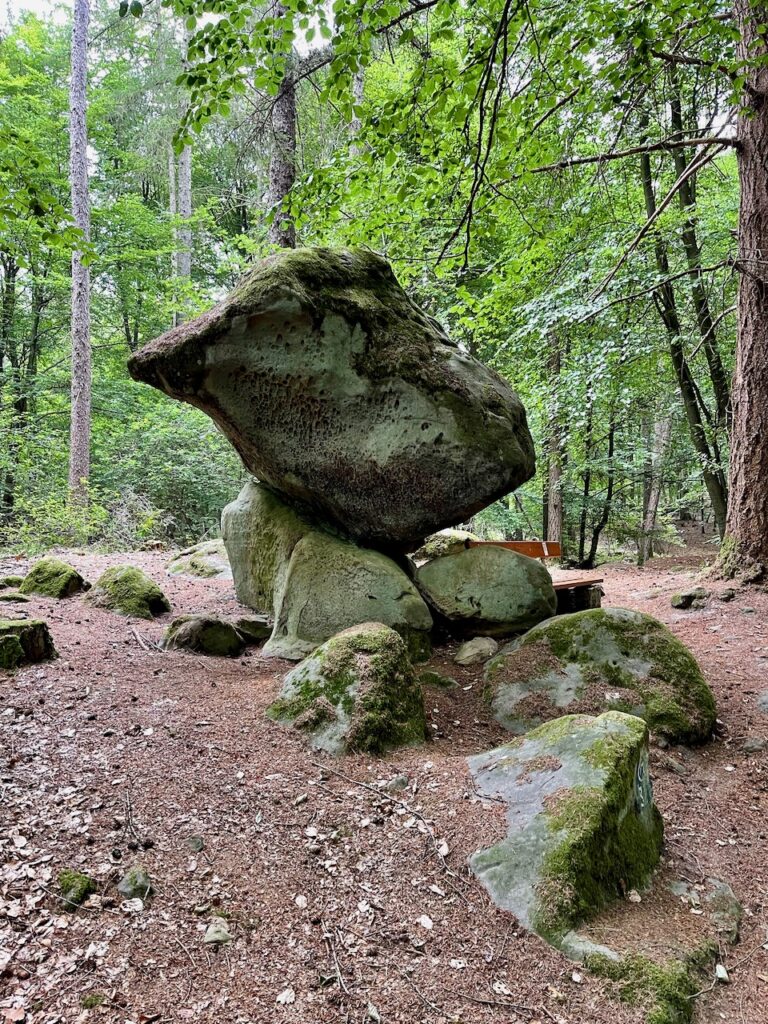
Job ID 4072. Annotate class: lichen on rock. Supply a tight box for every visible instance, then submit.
[484,608,715,744]
[268,622,427,755]
[19,558,89,599]
[412,528,479,562]
[89,566,170,619]
[167,539,232,579]
[416,545,556,637]
[163,615,245,657]
[468,711,663,948]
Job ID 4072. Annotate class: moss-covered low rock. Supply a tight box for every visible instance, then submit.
[163,615,245,656]
[117,866,153,900]
[269,622,427,755]
[1,574,25,589]
[167,539,232,579]
[468,711,663,948]
[0,591,29,603]
[89,566,170,619]
[19,558,88,599]
[0,618,57,669]
[485,608,716,744]
[412,528,479,562]
[416,545,556,637]
[59,870,96,909]
[233,614,272,644]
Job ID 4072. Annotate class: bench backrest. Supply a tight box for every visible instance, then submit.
[466,539,562,559]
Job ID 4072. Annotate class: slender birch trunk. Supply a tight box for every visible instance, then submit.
[68,0,91,502]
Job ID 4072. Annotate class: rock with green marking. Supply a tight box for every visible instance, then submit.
[167,539,232,579]
[19,558,88,599]
[128,247,535,552]
[163,615,245,656]
[484,608,716,744]
[0,618,57,669]
[416,545,556,637]
[468,711,663,948]
[223,480,432,661]
[117,866,153,900]
[89,566,170,619]
[268,622,427,755]
[59,869,96,909]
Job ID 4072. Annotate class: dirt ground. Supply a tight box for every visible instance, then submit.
[1,548,767,1024]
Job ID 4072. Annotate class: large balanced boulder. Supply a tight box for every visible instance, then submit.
[167,540,231,580]
[89,566,171,619]
[269,622,426,755]
[485,608,716,744]
[19,558,88,599]
[468,711,663,948]
[416,545,556,636]
[0,618,57,669]
[128,248,535,552]
[223,480,432,661]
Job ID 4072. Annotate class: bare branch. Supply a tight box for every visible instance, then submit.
[529,135,738,175]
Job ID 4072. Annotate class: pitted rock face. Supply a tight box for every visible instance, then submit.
[127,248,535,551]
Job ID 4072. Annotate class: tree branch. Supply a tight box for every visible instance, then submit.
[529,135,738,175]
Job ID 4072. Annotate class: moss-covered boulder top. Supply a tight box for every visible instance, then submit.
[0,618,57,669]
[468,711,663,949]
[127,247,535,552]
[19,558,89,599]
[89,565,171,619]
[163,615,245,657]
[416,545,556,637]
[268,622,426,755]
[485,607,716,744]
[167,539,232,580]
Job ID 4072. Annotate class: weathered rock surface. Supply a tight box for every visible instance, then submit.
[167,539,232,579]
[269,623,426,755]
[0,618,57,669]
[468,711,663,947]
[89,566,171,619]
[128,248,535,551]
[412,528,479,562]
[454,636,499,666]
[19,558,89,599]
[117,866,152,901]
[163,615,245,657]
[484,608,716,743]
[416,545,556,636]
[671,587,709,610]
[58,870,96,909]
[223,480,432,661]
[233,614,271,644]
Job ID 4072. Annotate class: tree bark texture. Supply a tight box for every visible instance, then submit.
[68,0,92,501]
[268,4,297,249]
[722,1,768,576]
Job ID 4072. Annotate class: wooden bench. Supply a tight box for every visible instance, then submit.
[465,540,604,613]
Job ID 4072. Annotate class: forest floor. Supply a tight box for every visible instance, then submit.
[1,547,767,1024]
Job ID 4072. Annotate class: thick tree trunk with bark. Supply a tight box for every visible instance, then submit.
[68,0,91,502]
[268,4,297,249]
[721,1,768,576]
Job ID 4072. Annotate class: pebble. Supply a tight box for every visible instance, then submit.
[204,917,231,944]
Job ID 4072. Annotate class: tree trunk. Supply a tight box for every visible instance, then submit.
[585,418,616,569]
[268,4,297,249]
[545,332,564,553]
[639,148,728,537]
[350,64,365,156]
[721,1,768,576]
[68,0,91,502]
[168,141,177,279]
[638,412,672,565]
[578,402,593,565]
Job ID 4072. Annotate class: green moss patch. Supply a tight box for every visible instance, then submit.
[89,565,170,619]
[0,618,57,668]
[59,870,96,909]
[485,608,715,744]
[1,574,25,588]
[269,622,426,755]
[19,558,88,599]
[167,539,231,579]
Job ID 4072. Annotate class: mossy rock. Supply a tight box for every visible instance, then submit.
[59,870,96,909]
[167,539,232,579]
[128,247,535,552]
[585,946,714,1024]
[1,574,25,589]
[117,866,153,900]
[268,622,427,755]
[19,558,88,599]
[234,614,272,644]
[418,669,457,689]
[89,565,170,619]
[412,528,479,562]
[0,591,30,603]
[485,608,716,744]
[163,615,245,657]
[0,618,57,669]
[416,545,556,637]
[468,711,663,948]
[670,587,709,610]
